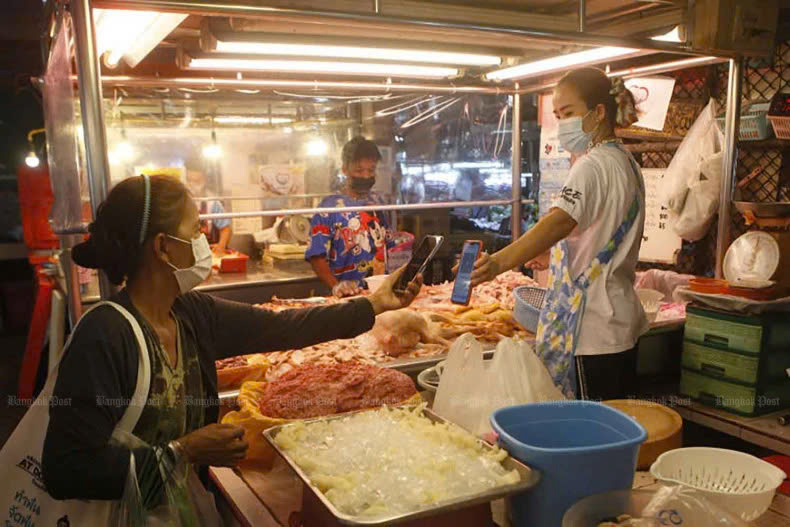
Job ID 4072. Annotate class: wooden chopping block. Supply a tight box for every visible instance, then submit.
[300,486,494,527]
[605,399,683,470]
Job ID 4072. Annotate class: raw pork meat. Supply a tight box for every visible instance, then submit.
[368,309,447,357]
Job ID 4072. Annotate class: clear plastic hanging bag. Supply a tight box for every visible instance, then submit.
[640,486,749,527]
[110,430,223,527]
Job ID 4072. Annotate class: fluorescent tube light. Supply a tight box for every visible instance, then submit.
[609,56,724,78]
[486,47,639,82]
[94,8,187,68]
[651,26,682,43]
[185,57,459,79]
[214,116,293,125]
[214,40,500,66]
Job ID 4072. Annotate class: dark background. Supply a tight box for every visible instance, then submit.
[0,0,45,445]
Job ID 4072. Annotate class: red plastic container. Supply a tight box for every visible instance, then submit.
[214,250,249,273]
[689,277,779,300]
[689,278,729,295]
[16,163,58,250]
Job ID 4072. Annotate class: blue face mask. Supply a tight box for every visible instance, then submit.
[557,110,594,155]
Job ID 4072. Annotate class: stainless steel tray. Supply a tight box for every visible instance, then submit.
[734,201,790,218]
[263,406,540,526]
[379,338,530,375]
[378,348,493,375]
[218,388,240,403]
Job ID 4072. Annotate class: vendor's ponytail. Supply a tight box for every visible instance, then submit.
[609,77,639,128]
[72,175,190,285]
[558,67,639,128]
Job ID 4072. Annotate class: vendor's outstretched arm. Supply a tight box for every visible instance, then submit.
[471,208,577,285]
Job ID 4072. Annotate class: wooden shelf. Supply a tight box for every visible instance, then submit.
[624,141,682,153]
[740,138,790,149]
[674,399,790,455]
[616,129,685,142]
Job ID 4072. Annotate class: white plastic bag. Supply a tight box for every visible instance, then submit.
[432,334,565,438]
[641,486,749,527]
[659,99,723,215]
[635,269,694,302]
[674,150,724,241]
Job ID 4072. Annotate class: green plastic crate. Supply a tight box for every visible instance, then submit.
[682,341,790,385]
[680,368,790,417]
[684,306,790,356]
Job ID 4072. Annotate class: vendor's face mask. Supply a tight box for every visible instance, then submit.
[350,177,376,192]
[166,233,212,294]
[557,110,594,155]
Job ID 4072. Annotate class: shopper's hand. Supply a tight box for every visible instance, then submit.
[367,266,423,315]
[178,423,248,467]
[332,280,362,298]
[470,252,502,286]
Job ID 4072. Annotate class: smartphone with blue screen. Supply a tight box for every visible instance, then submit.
[451,240,482,305]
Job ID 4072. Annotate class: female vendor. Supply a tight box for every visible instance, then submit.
[471,67,647,401]
[42,174,422,515]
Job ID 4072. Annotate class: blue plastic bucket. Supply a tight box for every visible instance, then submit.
[491,401,647,527]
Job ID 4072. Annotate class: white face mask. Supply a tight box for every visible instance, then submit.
[166,233,212,294]
[557,110,594,155]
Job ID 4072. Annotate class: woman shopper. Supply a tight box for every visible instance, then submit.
[40,174,422,519]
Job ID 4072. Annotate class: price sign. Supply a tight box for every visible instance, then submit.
[640,168,682,263]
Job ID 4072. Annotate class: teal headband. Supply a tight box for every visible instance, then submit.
[139,174,151,245]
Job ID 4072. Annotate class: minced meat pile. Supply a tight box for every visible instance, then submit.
[258,363,417,419]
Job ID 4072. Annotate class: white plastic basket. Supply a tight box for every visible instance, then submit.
[650,447,787,521]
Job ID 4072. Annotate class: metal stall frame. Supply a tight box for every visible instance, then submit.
[66,0,741,307]
[71,0,114,302]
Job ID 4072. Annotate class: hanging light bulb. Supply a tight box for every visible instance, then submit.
[202,129,223,159]
[306,138,328,157]
[115,140,135,160]
[24,128,45,168]
[25,150,40,168]
[110,126,135,163]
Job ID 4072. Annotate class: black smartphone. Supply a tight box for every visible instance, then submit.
[451,240,483,305]
[393,235,444,295]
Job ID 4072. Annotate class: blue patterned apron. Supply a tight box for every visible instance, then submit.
[535,144,642,398]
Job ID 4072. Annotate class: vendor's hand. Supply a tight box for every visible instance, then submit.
[371,258,386,276]
[367,266,423,315]
[178,423,248,467]
[332,280,362,298]
[525,251,549,271]
[469,252,501,287]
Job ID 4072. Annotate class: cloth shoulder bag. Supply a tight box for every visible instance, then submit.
[0,301,151,527]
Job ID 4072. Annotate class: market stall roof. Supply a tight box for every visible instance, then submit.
[70,0,700,90]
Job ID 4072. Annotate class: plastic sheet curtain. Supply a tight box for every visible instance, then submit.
[43,12,90,234]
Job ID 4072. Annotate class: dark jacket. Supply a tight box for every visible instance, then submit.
[42,290,375,501]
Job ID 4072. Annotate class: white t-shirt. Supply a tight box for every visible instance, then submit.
[551,143,649,356]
